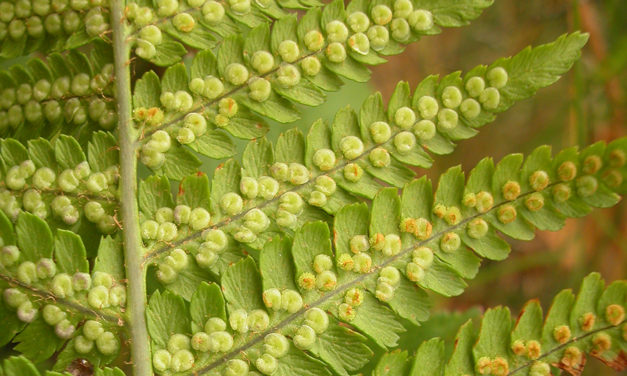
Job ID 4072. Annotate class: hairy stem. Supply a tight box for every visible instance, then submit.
[111,1,153,375]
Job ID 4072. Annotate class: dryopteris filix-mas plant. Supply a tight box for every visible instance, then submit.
[0,0,624,375]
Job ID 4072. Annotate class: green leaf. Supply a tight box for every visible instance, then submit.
[27,139,56,169]
[472,307,512,360]
[0,211,15,246]
[224,116,269,140]
[177,174,210,211]
[160,63,189,93]
[444,321,476,376]
[54,135,86,169]
[87,132,119,172]
[333,203,369,261]
[0,299,25,347]
[569,272,604,336]
[421,260,467,297]
[373,350,409,376]
[325,57,371,83]
[53,336,117,372]
[312,323,372,375]
[274,81,326,107]
[151,41,187,66]
[134,71,162,108]
[408,338,445,376]
[365,159,415,188]
[2,357,40,376]
[192,130,236,159]
[1,139,28,167]
[369,188,401,237]
[16,212,53,262]
[291,222,333,278]
[540,289,575,363]
[210,159,241,219]
[407,273,626,376]
[275,128,306,164]
[93,236,125,281]
[190,50,218,79]
[156,144,201,180]
[147,290,190,347]
[13,319,62,363]
[350,292,405,348]
[259,236,298,291]
[511,299,543,344]
[242,138,274,178]
[164,260,213,301]
[139,176,175,217]
[190,282,226,329]
[497,32,589,110]
[221,257,265,311]
[54,230,89,274]
[387,276,431,326]
[321,0,346,30]
[239,93,301,123]
[274,348,332,376]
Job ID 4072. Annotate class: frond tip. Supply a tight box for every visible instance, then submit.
[375,272,626,376]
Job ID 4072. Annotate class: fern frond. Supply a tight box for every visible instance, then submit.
[126,0,328,66]
[0,0,111,58]
[374,272,626,376]
[143,139,626,375]
[133,0,497,173]
[142,32,590,267]
[0,44,116,142]
[0,211,126,369]
[0,132,120,236]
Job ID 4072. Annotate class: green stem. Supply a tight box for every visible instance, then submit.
[111,1,152,375]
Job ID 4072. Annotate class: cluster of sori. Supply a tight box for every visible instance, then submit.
[141,205,211,243]
[0,0,110,43]
[151,307,273,374]
[465,149,624,229]
[128,0,222,60]
[143,169,329,256]
[509,305,625,376]
[290,307,329,353]
[342,71,510,183]
[84,271,126,309]
[74,319,120,356]
[152,333,198,373]
[412,66,509,140]
[232,165,332,232]
[137,96,236,168]
[0,62,116,132]
[337,286,363,322]
[152,308,331,375]
[136,1,448,160]
[297,254,338,292]
[474,355,511,376]
[262,287,303,313]
[0,159,119,232]
[0,247,123,345]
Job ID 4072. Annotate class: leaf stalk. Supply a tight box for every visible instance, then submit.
[111,0,153,375]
